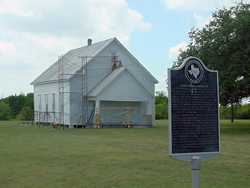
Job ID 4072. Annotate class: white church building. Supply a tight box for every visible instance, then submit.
[31,38,158,128]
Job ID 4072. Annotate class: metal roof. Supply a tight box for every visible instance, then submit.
[31,38,115,85]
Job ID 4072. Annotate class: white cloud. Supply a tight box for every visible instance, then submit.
[128,9,152,32]
[168,41,188,59]
[0,0,29,16]
[193,13,212,28]
[0,41,16,55]
[0,0,151,96]
[163,0,247,11]
[163,0,250,32]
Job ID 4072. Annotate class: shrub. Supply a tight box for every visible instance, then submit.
[17,106,33,121]
[236,104,250,119]
[220,104,250,119]
[155,91,168,119]
[0,101,11,120]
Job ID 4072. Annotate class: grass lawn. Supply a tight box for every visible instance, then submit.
[0,120,250,188]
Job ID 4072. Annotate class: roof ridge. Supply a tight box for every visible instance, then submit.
[70,37,115,53]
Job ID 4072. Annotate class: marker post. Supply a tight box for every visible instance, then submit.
[168,57,220,188]
[191,156,200,188]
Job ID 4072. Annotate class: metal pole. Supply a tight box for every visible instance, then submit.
[191,156,200,188]
[85,56,88,127]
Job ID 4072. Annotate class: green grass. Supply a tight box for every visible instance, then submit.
[0,120,250,188]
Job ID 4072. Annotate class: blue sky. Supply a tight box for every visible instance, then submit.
[0,0,248,97]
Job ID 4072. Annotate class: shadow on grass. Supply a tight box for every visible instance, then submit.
[221,119,250,135]
[221,126,250,135]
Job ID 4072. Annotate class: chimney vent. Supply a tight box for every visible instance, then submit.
[87,38,92,46]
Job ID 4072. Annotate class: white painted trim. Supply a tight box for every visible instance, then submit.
[217,71,221,153]
[168,69,172,155]
[174,56,217,73]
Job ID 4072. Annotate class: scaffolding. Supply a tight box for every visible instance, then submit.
[34,53,147,128]
[34,93,51,127]
[57,55,117,128]
[34,54,152,129]
[58,55,65,129]
[81,56,88,127]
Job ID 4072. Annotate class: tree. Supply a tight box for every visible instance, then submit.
[24,93,34,110]
[177,3,250,122]
[155,91,168,119]
[17,106,33,121]
[0,101,11,120]
[0,93,34,120]
[7,94,26,118]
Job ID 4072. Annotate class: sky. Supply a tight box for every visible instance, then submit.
[0,0,249,97]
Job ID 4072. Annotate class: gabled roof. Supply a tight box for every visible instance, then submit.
[114,39,158,84]
[88,66,153,97]
[88,67,126,96]
[31,38,115,85]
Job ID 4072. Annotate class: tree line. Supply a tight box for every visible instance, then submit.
[0,92,248,121]
[221,103,250,119]
[155,92,250,120]
[0,93,33,120]
[0,92,169,120]
[155,91,168,119]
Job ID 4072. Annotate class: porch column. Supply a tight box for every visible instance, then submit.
[152,96,156,127]
[95,99,101,128]
[95,99,100,114]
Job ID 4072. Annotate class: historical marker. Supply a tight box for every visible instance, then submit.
[168,57,220,188]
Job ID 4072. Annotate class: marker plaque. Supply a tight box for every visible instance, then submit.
[168,57,220,161]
